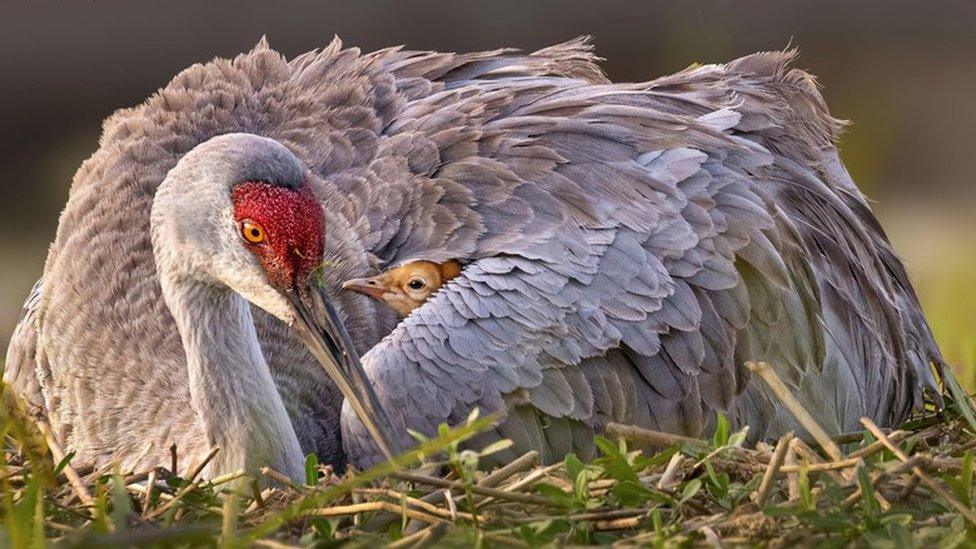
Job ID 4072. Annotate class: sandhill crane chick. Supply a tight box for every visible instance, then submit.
[342,260,461,316]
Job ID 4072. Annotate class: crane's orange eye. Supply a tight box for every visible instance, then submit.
[241,220,266,244]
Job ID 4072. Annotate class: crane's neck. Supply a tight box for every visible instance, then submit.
[164,278,305,482]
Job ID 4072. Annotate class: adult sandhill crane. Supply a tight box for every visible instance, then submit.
[4,38,948,476]
[4,132,403,480]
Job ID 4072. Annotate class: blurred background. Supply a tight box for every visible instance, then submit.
[1,1,973,382]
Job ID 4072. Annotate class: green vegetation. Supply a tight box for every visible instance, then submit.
[3,378,976,547]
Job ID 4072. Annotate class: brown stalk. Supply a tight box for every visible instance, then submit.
[260,467,303,492]
[142,469,157,518]
[443,450,540,507]
[305,500,449,525]
[595,515,645,531]
[843,454,928,507]
[185,446,220,483]
[606,422,709,449]
[898,474,921,500]
[36,420,95,512]
[476,462,564,508]
[790,438,849,487]
[354,487,476,521]
[503,508,648,525]
[784,445,799,501]
[658,453,685,490]
[846,431,909,460]
[387,523,449,549]
[144,478,204,520]
[755,431,793,507]
[169,444,178,475]
[393,471,558,507]
[478,451,541,487]
[777,458,862,473]
[861,417,976,527]
[745,361,843,461]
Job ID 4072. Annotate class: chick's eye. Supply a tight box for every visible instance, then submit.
[241,220,266,244]
[407,279,425,290]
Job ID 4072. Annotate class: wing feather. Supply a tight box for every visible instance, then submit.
[327,45,945,464]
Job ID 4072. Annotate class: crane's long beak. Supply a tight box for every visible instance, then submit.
[285,287,403,461]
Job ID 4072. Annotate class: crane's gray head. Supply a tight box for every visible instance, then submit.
[151,133,318,319]
[151,132,401,460]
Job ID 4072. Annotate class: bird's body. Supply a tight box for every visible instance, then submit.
[343,260,462,316]
[4,38,945,475]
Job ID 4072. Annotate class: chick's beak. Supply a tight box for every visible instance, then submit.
[341,275,388,301]
[285,285,402,461]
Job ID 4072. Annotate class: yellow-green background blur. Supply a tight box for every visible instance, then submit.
[1,1,973,384]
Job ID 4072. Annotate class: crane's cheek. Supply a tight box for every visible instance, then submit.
[252,249,295,290]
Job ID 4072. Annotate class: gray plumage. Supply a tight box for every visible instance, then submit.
[3,37,946,475]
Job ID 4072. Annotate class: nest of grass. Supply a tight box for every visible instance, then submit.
[3,362,976,547]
